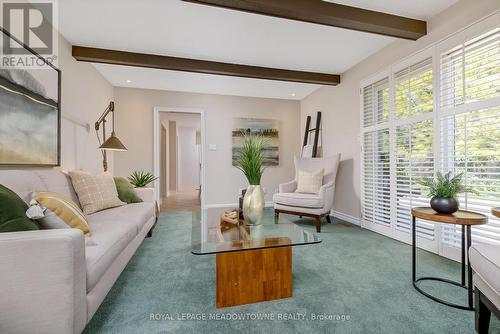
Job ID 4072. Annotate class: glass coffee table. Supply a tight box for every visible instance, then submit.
[192,208,321,308]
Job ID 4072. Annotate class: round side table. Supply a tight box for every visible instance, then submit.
[411,207,488,310]
[492,207,500,218]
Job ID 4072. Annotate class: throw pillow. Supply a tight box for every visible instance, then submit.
[114,177,143,204]
[0,184,39,232]
[32,191,91,236]
[296,169,324,194]
[69,171,125,215]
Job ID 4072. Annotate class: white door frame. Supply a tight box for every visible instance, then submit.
[153,107,206,209]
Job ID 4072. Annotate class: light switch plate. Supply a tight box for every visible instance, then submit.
[208,144,217,151]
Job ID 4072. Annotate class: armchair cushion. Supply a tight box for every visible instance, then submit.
[296,169,324,194]
[273,192,323,209]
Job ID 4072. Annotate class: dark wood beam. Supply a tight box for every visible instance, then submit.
[182,0,427,40]
[72,46,340,86]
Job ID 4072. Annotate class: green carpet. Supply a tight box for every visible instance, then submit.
[84,209,499,334]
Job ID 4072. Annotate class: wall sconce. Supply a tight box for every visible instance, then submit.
[95,101,127,172]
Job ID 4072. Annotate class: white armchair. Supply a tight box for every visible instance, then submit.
[273,154,341,232]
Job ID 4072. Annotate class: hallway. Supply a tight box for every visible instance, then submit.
[160,191,200,212]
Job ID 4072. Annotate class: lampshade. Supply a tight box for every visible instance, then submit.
[99,132,127,151]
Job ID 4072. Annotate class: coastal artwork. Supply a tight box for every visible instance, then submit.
[0,30,60,165]
[232,118,279,167]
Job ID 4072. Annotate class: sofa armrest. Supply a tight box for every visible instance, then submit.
[279,180,297,193]
[135,187,155,202]
[0,229,87,334]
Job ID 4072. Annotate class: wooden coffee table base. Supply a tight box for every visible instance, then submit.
[216,246,292,308]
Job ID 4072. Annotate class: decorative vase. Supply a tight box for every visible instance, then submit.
[242,185,264,225]
[430,197,459,214]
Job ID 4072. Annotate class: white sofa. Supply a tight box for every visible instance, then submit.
[0,169,157,334]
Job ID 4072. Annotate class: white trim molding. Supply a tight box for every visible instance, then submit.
[153,107,206,209]
[330,210,361,226]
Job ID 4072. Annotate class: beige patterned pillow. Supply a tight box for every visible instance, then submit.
[296,169,324,194]
[69,171,125,215]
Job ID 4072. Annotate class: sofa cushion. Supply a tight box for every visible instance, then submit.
[114,177,143,204]
[0,184,39,232]
[33,191,90,236]
[273,192,323,208]
[69,171,125,215]
[469,244,500,295]
[0,169,80,206]
[85,219,138,292]
[86,202,155,234]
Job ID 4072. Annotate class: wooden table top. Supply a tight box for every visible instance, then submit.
[411,207,488,226]
[493,207,500,218]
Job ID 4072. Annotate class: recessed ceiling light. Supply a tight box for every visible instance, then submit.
[126,79,132,83]
[291,93,296,97]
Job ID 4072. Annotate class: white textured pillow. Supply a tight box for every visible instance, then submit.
[69,171,125,215]
[296,169,324,194]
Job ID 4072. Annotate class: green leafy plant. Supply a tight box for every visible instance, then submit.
[128,170,158,188]
[235,134,266,185]
[418,171,477,198]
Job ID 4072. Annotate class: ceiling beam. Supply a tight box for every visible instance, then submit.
[72,46,341,86]
[182,0,427,40]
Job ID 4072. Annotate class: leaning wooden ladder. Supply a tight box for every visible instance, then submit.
[302,111,322,158]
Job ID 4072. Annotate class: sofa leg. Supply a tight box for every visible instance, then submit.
[326,215,332,224]
[475,289,491,334]
[146,228,153,238]
[274,210,279,224]
[315,216,321,233]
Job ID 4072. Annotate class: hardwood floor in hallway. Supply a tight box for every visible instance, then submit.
[160,191,200,212]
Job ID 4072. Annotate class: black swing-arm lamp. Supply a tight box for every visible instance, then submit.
[95,101,127,172]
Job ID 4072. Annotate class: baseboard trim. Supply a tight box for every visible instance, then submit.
[330,210,361,226]
[203,201,274,210]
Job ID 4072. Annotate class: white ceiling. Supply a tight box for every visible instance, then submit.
[58,0,459,100]
[325,0,459,20]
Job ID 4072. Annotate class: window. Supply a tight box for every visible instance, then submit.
[361,19,500,258]
[439,27,500,247]
[362,129,391,227]
[363,78,389,127]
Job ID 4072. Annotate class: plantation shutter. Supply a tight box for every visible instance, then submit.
[362,129,391,226]
[394,57,435,238]
[363,78,389,127]
[362,77,391,227]
[440,27,500,246]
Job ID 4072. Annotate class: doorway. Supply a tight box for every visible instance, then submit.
[153,108,205,211]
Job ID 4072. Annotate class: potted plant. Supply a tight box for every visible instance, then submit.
[128,170,158,188]
[418,171,476,214]
[235,135,266,225]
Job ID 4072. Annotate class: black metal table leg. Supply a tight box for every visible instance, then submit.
[461,225,466,286]
[411,214,474,311]
[412,215,416,282]
[467,225,473,309]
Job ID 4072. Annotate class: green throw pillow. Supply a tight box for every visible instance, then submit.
[114,177,143,204]
[0,184,39,232]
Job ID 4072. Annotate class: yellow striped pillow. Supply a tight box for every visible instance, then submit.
[33,191,91,236]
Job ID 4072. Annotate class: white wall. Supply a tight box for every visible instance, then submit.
[58,35,115,173]
[177,126,200,192]
[113,88,301,206]
[0,29,114,173]
[300,0,500,220]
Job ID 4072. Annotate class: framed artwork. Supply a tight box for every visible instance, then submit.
[232,118,279,167]
[0,28,61,166]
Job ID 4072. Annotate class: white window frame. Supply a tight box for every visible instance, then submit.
[360,12,500,262]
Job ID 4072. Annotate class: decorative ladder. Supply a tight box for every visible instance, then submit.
[302,111,322,158]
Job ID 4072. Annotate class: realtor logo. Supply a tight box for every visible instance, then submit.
[0,0,58,67]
